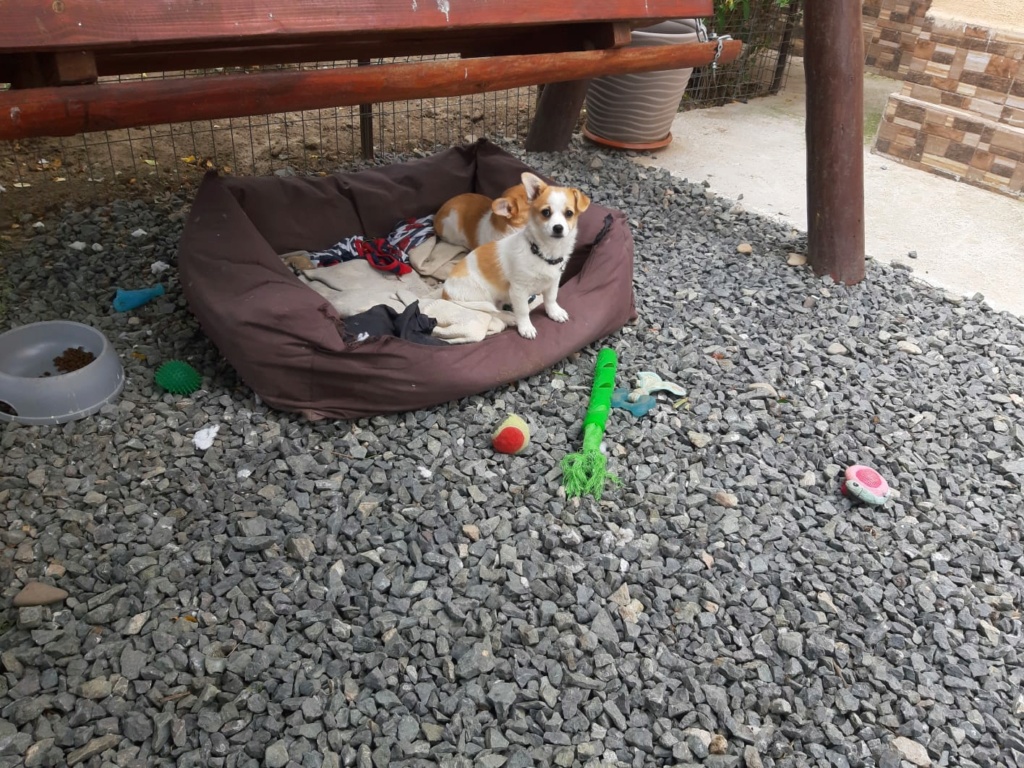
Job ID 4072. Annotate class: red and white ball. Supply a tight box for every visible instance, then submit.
[492,415,530,455]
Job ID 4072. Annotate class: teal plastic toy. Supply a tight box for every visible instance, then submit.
[611,370,686,418]
[113,284,165,312]
[612,387,657,417]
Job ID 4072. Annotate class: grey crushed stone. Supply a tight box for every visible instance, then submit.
[1,137,1023,767]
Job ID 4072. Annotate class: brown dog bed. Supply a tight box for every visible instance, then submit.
[177,140,636,420]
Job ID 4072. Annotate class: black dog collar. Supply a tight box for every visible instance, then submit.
[529,240,564,266]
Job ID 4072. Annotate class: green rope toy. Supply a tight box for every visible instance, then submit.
[561,347,620,499]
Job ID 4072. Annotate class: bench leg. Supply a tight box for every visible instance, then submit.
[358,59,375,160]
[525,80,590,152]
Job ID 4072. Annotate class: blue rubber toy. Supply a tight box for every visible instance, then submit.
[113,284,165,312]
[612,387,657,417]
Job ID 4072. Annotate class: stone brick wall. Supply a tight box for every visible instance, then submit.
[862,0,933,78]
[874,21,1024,198]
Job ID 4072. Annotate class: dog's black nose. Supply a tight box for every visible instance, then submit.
[552,224,564,236]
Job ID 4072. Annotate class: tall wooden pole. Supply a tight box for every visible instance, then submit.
[804,0,865,284]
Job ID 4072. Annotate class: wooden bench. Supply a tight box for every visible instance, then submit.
[0,1,737,144]
[0,0,866,281]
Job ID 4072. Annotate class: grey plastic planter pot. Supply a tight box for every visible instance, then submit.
[584,19,706,149]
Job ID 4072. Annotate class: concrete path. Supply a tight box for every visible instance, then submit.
[637,58,1024,317]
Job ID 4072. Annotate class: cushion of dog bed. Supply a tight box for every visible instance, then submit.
[177,139,636,420]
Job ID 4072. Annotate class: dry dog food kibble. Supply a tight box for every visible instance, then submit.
[52,346,96,374]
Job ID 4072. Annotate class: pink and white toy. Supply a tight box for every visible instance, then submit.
[841,464,891,506]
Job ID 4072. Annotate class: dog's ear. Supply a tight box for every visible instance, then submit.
[521,172,546,201]
[491,197,514,218]
[573,189,591,214]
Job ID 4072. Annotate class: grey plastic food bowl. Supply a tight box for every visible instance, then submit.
[0,321,124,426]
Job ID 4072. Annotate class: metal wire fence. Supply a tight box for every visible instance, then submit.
[1,57,538,197]
[685,0,801,108]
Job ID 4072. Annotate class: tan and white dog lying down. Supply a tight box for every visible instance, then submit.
[441,172,590,339]
[434,183,530,251]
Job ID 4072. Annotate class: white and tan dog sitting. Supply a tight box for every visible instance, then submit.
[442,172,590,339]
[434,183,529,251]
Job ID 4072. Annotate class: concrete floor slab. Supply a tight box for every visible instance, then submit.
[636,58,1024,317]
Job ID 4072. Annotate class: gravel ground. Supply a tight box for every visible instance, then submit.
[1,138,1024,768]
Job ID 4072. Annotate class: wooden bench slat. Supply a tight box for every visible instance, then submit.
[0,0,714,52]
[80,22,633,77]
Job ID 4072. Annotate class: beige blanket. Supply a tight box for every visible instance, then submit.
[290,237,528,344]
[406,236,466,281]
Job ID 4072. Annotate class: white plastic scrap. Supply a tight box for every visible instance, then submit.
[192,424,220,451]
[151,260,171,275]
[131,228,148,238]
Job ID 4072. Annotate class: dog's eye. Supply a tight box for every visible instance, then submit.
[565,210,574,219]
[542,208,552,218]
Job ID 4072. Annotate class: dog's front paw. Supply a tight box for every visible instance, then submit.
[546,305,569,323]
[518,322,538,339]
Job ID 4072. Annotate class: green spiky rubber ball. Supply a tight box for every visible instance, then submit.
[154,361,202,395]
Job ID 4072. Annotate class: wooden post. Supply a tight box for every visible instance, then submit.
[770,0,799,95]
[525,80,590,152]
[526,22,632,152]
[804,0,865,284]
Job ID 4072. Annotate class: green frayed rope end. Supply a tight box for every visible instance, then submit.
[561,449,621,500]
